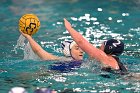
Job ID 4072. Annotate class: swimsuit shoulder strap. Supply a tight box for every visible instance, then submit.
[112,56,128,72]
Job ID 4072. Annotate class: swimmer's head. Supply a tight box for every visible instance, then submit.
[100,39,124,56]
[34,88,57,93]
[9,87,27,93]
[61,40,84,60]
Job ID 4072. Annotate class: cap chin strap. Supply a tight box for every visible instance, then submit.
[70,41,76,59]
[69,48,77,60]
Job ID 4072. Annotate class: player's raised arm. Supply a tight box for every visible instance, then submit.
[64,18,120,69]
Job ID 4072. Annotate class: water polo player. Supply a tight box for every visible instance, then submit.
[64,18,127,74]
[20,31,84,61]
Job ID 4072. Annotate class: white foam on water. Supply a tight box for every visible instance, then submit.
[97,8,103,12]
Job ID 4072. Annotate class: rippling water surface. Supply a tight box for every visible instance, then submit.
[0,0,140,92]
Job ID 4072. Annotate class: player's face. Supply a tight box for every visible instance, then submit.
[70,44,84,60]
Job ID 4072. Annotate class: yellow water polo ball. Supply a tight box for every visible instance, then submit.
[19,14,40,35]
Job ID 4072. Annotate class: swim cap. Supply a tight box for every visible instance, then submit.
[104,39,124,56]
[34,88,53,93]
[61,40,76,57]
[9,87,27,93]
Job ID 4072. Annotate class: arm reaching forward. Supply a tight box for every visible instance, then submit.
[20,31,59,60]
[64,18,119,69]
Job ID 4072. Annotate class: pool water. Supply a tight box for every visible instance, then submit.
[0,0,140,93]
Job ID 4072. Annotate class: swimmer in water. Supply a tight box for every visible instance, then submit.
[64,18,127,74]
[34,88,57,93]
[18,32,84,80]
[20,31,84,61]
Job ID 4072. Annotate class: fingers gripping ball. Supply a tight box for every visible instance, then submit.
[19,14,40,35]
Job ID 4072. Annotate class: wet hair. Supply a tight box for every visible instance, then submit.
[61,40,76,57]
[104,39,124,56]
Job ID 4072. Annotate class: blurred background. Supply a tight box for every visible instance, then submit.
[0,0,140,60]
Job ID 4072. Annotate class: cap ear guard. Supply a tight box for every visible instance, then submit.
[104,44,113,54]
[61,41,72,57]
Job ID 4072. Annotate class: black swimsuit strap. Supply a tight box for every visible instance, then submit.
[101,56,128,75]
[112,56,128,74]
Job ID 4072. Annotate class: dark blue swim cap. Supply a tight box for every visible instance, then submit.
[104,39,124,56]
[34,88,52,93]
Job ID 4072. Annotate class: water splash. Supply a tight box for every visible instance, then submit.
[13,34,40,60]
[23,42,40,60]
[13,35,26,54]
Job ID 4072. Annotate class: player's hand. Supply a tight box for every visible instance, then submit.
[64,18,72,30]
[19,30,31,38]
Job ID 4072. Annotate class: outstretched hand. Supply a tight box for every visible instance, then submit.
[19,30,31,38]
[64,18,72,30]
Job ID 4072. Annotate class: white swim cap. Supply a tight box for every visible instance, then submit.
[61,40,76,57]
[9,87,27,93]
